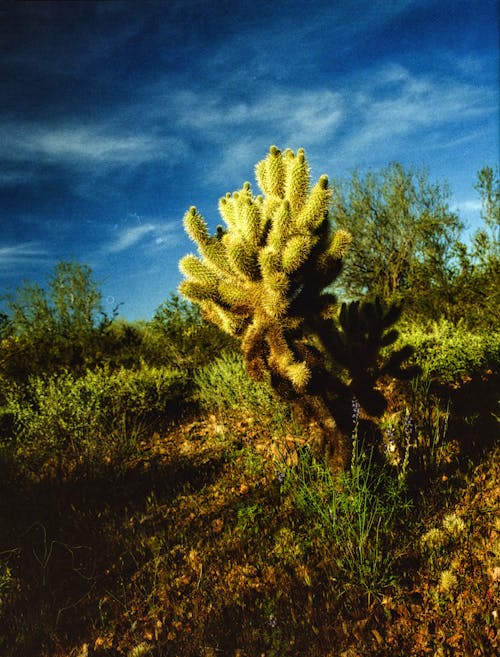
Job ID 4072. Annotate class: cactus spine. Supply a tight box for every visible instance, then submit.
[179,146,418,471]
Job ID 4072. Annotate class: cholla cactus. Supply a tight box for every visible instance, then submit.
[180,146,349,389]
[180,146,418,470]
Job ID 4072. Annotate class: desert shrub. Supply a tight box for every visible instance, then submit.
[179,147,419,473]
[143,294,237,371]
[194,351,290,421]
[2,365,190,478]
[398,319,500,384]
[109,366,191,420]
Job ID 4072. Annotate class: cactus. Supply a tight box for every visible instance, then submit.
[179,146,419,471]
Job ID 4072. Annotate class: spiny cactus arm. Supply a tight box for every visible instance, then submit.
[380,345,421,379]
[183,207,209,245]
[241,321,269,380]
[218,194,237,229]
[179,254,219,287]
[267,145,287,197]
[286,273,335,315]
[261,271,290,318]
[178,278,219,305]
[219,185,262,245]
[183,206,232,277]
[240,314,310,390]
[182,204,265,336]
[198,239,233,275]
[261,196,283,230]
[339,301,390,370]
[286,223,348,301]
[241,197,263,246]
[185,198,262,282]
[265,322,310,390]
[281,234,318,274]
[321,298,420,415]
[217,279,252,313]
[284,147,310,212]
[267,200,293,249]
[258,245,281,278]
[180,250,250,324]
[296,175,332,231]
[380,301,403,328]
[255,158,268,195]
[380,328,399,347]
[224,235,261,280]
[357,300,405,361]
[203,301,248,336]
[318,229,352,273]
[255,146,313,215]
[254,145,286,199]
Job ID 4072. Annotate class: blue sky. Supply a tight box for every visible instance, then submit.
[1,0,498,321]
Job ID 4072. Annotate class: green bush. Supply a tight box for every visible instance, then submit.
[1,365,190,478]
[194,351,289,420]
[109,366,191,420]
[399,319,500,384]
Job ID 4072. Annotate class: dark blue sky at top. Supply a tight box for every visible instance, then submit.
[0,0,498,320]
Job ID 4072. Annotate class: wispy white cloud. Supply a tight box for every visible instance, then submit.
[35,128,157,163]
[1,49,495,193]
[0,242,50,269]
[324,62,498,166]
[162,58,496,187]
[162,88,344,185]
[0,121,185,169]
[204,0,417,86]
[174,88,343,144]
[108,224,156,253]
[455,199,482,213]
[107,221,179,254]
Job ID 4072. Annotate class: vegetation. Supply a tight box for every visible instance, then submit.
[330,163,462,315]
[0,152,498,657]
[331,164,499,328]
[1,366,190,481]
[142,295,237,372]
[1,262,119,380]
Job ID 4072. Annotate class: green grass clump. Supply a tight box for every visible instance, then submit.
[279,433,412,602]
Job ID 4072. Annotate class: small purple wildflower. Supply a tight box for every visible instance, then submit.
[352,397,361,423]
[385,426,397,454]
[274,469,285,484]
[268,614,278,629]
[403,411,415,438]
